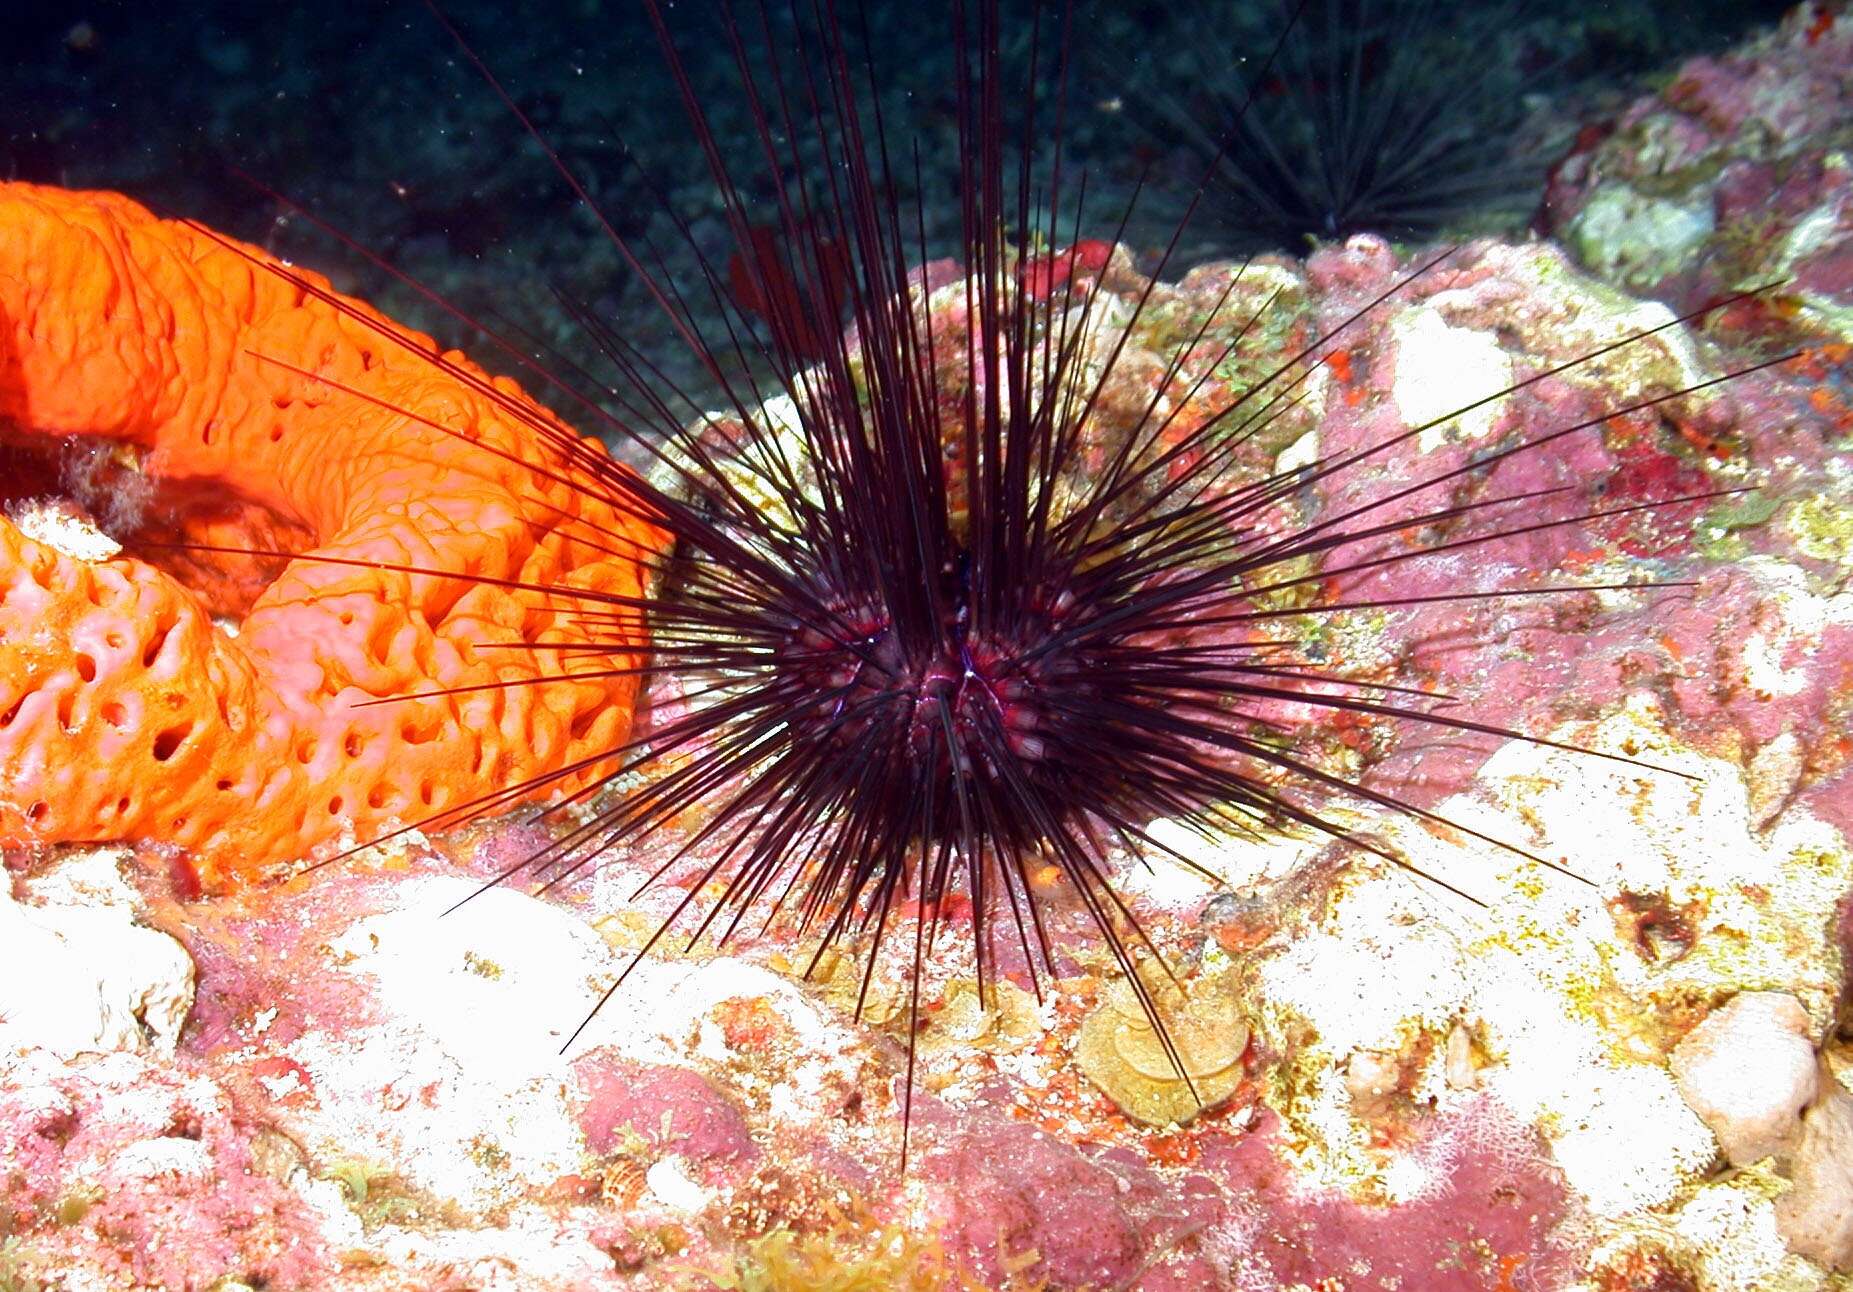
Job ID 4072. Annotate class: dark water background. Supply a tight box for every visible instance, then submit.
[0,0,1796,415]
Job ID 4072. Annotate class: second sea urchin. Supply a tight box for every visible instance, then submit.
[1131,0,1549,253]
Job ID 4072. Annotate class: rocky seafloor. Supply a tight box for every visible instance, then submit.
[6,5,1853,1292]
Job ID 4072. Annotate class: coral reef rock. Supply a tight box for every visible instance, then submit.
[1773,1076,1853,1270]
[1545,3,1853,349]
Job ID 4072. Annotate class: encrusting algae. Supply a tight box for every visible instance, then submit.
[1074,969,1250,1128]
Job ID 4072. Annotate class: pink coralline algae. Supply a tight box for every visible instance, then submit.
[910,1097,1572,1291]
[572,1052,757,1166]
[0,1049,330,1291]
[1201,1101,1575,1292]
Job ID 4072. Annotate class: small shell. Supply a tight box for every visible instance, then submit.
[1110,1009,1248,1081]
[1077,970,1250,1126]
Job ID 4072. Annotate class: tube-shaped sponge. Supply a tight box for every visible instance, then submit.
[0,183,664,884]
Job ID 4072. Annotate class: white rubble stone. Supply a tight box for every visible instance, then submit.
[1671,992,1819,1167]
[0,850,195,1057]
[1774,1078,1853,1271]
[1390,304,1511,452]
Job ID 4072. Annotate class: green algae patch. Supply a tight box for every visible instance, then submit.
[322,1160,423,1230]
[1569,184,1716,292]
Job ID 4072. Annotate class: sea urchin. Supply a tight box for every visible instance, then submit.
[1134,0,1550,252]
[245,0,1784,1159]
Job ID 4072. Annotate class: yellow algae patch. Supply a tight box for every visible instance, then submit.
[1784,481,1853,569]
[803,946,908,1029]
[915,979,1042,1061]
[803,949,1044,1062]
[1236,694,1851,1227]
[696,1221,990,1292]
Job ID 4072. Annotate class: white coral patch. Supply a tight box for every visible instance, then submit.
[1141,815,1358,899]
[307,881,629,1212]
[1734,557,1853,704]
[1259,881,1469,1058]
[366,1208,631,1288]
[108,1135,216,1184]
[1586,1167,1837,1292]
[334,877,861,1072]
[1476,975,1714,1216]
[1275,427,1320,476]
[1676,1178,1813,1292]
[327,879,616,1077]
[307,877,865,1215]
[1780,206,1840,267]
[1416,691,1852,1027]
[1250,694,1852,1221]
[1742,630,1808,698]
[645,1156,715,1214]
[1389,305,1512,452]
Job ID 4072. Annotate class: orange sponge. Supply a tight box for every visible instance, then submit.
[0,183,664,885]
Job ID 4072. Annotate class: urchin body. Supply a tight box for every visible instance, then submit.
[776,584,1074,773]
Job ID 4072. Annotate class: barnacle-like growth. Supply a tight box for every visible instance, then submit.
[1076,971,1251,1126]
[0,183,664,881]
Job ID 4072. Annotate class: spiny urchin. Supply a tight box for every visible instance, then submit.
[1131,0,1552,253]
[259,0,1779,1157]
